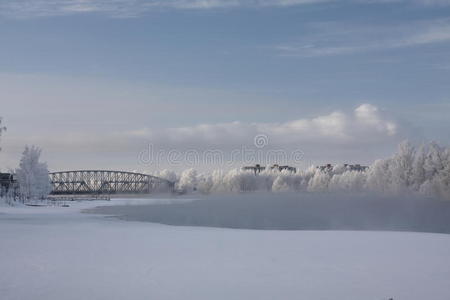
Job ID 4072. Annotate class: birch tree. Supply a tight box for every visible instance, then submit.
[15,145,51,200]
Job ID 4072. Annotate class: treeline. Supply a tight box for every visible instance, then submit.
[155,142,450,200]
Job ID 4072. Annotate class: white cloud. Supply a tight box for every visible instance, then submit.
[355,0,450,5]
[400,23,450,46]
[411,0,450,5]
[1,0,448,18]
[0,0,330,18]
[277,19,450,57]
[354,104,397,136]
[126,103,399,148]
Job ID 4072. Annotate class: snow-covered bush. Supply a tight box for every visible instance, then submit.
[15,145,52,200]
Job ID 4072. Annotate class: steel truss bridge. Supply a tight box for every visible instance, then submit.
[49,170,174,195]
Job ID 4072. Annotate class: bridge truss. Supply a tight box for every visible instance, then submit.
[49,170,174,195]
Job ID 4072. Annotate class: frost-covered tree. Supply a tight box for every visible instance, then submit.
[272,175,290,192]
[308,170,331,192]
[365,159,391,193]
[177,168,198,193]
[412,144,427,190]
[155,169,178,183]
[160,141,450,199]
[15,145,51,200]
[388,141,416,193]
[197,173,214,194]
[329,170,367,192]
[419,144,450,199]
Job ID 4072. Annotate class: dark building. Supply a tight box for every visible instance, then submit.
[242,164,266,174]
[317,164,333,172]
[242,164,297,174]
[0,173,18,196]
[270,164,297,173]
[344,164,369,172]
[317,164,369,172]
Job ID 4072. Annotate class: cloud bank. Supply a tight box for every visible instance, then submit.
[1,103,402,171]
[130,103,398,147]
[17,103,395,151]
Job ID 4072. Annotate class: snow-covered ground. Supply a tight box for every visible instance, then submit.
[1,198,450,300]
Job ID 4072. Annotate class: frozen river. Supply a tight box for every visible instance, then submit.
[86,193,450,233]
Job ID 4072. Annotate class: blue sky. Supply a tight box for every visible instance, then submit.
[0,0,449,172]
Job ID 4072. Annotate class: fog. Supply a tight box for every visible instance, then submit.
[87,192,450,233]
[85,141,450,233]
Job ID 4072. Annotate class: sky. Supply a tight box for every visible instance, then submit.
[0,0,449,173]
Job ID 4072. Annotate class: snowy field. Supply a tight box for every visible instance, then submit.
[1,197,450,300]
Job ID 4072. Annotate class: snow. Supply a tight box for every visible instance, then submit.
[1,198,450,300]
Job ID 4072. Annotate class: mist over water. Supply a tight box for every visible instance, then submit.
[87,141,450,232]
[88,192,450,233]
